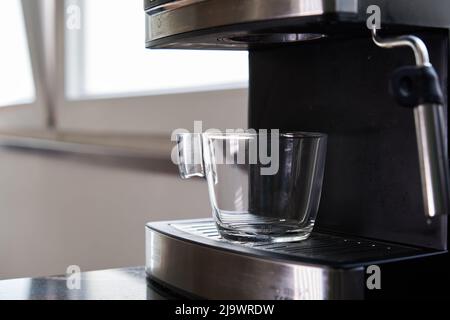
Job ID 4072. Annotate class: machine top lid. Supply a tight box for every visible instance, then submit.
[145,0,359,49]
[144,0,450,49]
[145,0,205,11]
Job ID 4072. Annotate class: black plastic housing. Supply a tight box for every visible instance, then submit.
[248,32,449,250]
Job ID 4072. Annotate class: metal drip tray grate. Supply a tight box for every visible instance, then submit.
[171,221,427,266]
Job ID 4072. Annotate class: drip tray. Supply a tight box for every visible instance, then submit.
[145,219,438,299]
[167,220,430,267]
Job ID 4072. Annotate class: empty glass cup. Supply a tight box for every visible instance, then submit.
[176,130,327,243]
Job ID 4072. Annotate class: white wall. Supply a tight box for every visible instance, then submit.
[0,148,210,279]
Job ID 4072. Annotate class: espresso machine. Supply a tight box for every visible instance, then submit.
[144,0,450,299]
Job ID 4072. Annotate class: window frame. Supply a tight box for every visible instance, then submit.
[0,0,50,130]
[52,0,248,135]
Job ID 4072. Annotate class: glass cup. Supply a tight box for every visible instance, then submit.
[176,130,327,243]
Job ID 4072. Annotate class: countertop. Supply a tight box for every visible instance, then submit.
[0,267,176,300]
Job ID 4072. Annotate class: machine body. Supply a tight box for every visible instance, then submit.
[144,0,450,299]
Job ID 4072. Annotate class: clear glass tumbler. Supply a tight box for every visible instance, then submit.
[176,131,327,243]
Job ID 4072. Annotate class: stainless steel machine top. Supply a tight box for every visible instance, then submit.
[144,0,450,49]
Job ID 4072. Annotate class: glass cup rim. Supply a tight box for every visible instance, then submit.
[176,131,327,139]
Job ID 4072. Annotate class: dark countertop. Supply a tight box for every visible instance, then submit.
[0,267,175,300]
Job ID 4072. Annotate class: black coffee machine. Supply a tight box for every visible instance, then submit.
[144,0,449,299]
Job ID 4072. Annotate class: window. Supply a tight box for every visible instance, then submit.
[57,0,248,134]
[0,0,35,107]
[65,0,249,99]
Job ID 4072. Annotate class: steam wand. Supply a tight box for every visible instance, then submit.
[371,28,449,218]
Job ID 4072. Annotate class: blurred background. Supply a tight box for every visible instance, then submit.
[0,0,248,279]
